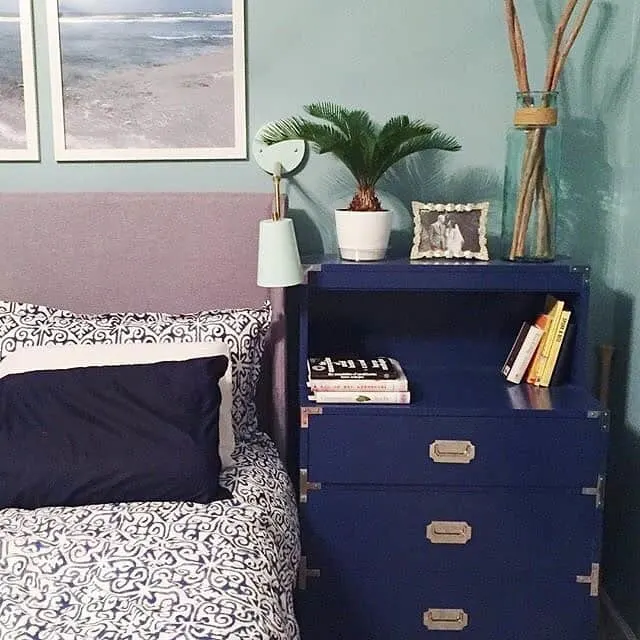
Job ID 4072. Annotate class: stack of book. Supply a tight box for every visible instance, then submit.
[307,356,410,404]
[501,295,573,386]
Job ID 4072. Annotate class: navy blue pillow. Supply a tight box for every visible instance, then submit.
[0,355,228,509]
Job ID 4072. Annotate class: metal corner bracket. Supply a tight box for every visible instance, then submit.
[298,555,321,591]
[299,468,322,503]
[302,263,322,284]
[300,406,323,429]
[570,264,591,285]
[587,410,609,431]
[581,475,605,509]
[576,563,600,597]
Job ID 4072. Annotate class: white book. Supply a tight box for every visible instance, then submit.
[309,390,411,404]
[308,368,408,392]
[505,324,545,384]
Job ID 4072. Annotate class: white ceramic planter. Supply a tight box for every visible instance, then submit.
[334,209,392,261]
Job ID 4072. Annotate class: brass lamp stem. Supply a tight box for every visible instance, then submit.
[272,173,282,221]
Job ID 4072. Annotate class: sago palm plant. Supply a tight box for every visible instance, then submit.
[260,102,461,211]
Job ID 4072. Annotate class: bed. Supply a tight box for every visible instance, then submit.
[0,193,300,640]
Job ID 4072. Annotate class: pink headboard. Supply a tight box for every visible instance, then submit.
[0,192,290,461]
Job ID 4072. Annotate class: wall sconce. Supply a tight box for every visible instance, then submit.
[254,128,306,288]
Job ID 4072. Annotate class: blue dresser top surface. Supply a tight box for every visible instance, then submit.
[302,256,590,292]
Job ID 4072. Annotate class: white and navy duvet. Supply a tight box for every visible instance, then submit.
[0,433,300,640]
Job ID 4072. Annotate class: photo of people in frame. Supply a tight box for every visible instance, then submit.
[410,202,489,261]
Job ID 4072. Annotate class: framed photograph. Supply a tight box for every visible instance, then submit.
[0,0,39,161]
[410,201,490,261]
[46,0,247,161]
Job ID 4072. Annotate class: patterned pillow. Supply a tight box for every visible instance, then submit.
[0,301,272,441]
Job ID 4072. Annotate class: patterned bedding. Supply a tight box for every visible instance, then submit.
[0,432,300,640]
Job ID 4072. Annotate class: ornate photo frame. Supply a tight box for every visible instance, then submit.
[45,0,247,161]
[0,0,39,161]
[410,201,490,261]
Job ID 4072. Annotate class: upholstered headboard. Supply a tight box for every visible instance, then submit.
[0,192,289,462]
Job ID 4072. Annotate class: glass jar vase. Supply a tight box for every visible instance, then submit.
[501,91,562,261]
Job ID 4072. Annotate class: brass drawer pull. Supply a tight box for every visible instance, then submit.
[426,521,472,544]
[424,608,469,631]
[429,440,476,464]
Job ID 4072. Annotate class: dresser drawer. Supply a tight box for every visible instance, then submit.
[304,414,606,487]
[301,487,601,577]
[297,569,598,640]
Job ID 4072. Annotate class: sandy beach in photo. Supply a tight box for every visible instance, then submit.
[0,97,27,149]
[0,19,29,150]
[62,46,235,150]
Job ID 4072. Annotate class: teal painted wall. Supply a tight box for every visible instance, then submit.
[2,0,640,629]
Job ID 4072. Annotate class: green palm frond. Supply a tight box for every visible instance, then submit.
[260,102,461,210]
[304,102,376,141]
[304,104,379,184]
[260,117,346,154]
[372,127,462,183]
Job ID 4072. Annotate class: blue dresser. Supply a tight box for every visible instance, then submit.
[293,258,608,639]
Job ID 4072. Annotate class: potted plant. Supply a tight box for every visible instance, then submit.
[260,101,461,261]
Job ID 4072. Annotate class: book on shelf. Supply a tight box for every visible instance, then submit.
[520,312,550,382]
[502,295,573,386]
[537,309,572,387]
[526,296,565,385]
[307,356,410,403]
[502,321,545,384]
[501,321,530,377]
[308,360,408,392]
[309,389,411,404]
[307,356,402,380]
[549,321,575,386]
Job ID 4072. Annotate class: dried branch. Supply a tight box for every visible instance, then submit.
[505,0,528,91]
[513,11,531,92]
[551,0,594,89]
[544,0,579,91]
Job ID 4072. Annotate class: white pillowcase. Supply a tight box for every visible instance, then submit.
[0,341,235,470]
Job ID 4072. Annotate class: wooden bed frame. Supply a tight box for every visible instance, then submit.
[0,192,289,462]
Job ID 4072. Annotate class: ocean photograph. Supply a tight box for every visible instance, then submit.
[0,0,36,155]
[51,0,245,157]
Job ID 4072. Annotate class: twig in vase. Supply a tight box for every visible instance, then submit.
[504,0,594,259]
[513,129,544,258]
[536,167,550,257]
[544,0,579,91]
[504,0,530,92]
[551,0,594,89]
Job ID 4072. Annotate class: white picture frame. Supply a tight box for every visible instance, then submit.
[45,0,247,162]
[0,0,39,161]
[411,201,490,261]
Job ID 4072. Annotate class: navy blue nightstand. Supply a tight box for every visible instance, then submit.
[293,258,608,639]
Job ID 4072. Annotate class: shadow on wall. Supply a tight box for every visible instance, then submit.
[553,2,635,264]
[538,2,640,629]
[538,1,637,353]
[380,154,501,258]
[287,151,501,259]
[601,291,640,635]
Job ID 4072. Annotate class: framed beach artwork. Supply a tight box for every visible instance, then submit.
[0,0,39,161]
[45,0,246,161]
[410,201,490,261]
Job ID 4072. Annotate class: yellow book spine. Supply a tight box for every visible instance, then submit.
[538,310,571,387]
[526,300,559,384]
[533,299,565,386]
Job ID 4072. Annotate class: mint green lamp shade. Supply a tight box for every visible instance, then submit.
[257,218,303,288]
